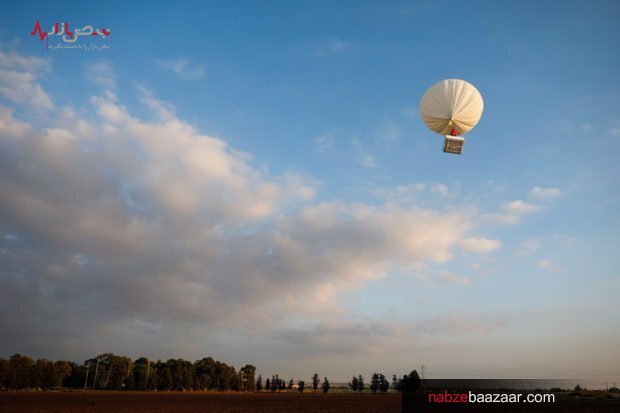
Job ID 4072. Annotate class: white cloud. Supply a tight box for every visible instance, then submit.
[0,108,31,136]
[0,82,496,353]
[313,130,336,153]
[0,109,487,345]
[0,51,52,109]
[459,238,501,253]
[135,84,177,121]
[502,200,542,215]
[436,270,471,285]
[516,239,541,256]
[0,50,48,72]
[529,186,561,200]
[85,60,115,89]
[0,48,521,362]
[414,313,513,337]
[271,320,410,355]
[484,180,506,193]
[358,153,376,168]
[281,172,319,201]
[537,259,557,271]
[480,200,542,224]
[157,58,205,80]
[314,38,349,57]
[351,138,377,168]
[431,183,450,196]
[270,312,521,363]
[608,125,620,136]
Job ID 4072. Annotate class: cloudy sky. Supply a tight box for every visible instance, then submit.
[0,1,618,384]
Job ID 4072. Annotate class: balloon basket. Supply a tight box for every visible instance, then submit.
[443,136,464,155]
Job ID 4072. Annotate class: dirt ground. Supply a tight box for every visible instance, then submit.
[2,391,619,412]
[0,391,402,413]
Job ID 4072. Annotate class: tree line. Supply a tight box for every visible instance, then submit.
[255,373,331,393]
[0,353,421,394]
[253,371,420,394]
[0,353,255,391]
[349,371,421,393]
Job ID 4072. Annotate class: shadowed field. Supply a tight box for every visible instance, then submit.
[0,391,402,413]
[2,390,619,412]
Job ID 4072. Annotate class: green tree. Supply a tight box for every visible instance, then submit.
[378,374,389,393]
[41,360,62,388]
[322,377,330,394]
[357,374,365,392]
[54,361,72,387]
[8,354,33,389]
[194,357,217,390]
[194,358,236,391]
[85,353,133,390]
[240,365,256,391]
[64,362,87,388]
[270,375,277,392]
[31,359,47,388]
[164,358,194,390]
[394,370,421,393]
[123,373,135,389]
[350,376,359,392]
[159,367,173,390]
[147,363,159,390]
[256,375,263,391]
[0,358,9,389]
[312,373,320,393]
[0,352,255,392]
[403,370,421,393]
[370,373,380,393]
[298,380,305,393]
[133,358,151,390]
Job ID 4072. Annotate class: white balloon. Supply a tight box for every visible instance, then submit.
[419,79,484,136]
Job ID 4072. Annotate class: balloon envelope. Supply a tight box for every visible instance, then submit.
[419,79,484,136]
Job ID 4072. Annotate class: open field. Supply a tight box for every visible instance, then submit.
[0,391,402,413]
[2,390,620,412]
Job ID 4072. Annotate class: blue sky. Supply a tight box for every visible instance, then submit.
[0,1,618,385]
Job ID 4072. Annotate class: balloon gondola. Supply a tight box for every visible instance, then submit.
[419,79,484,155]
